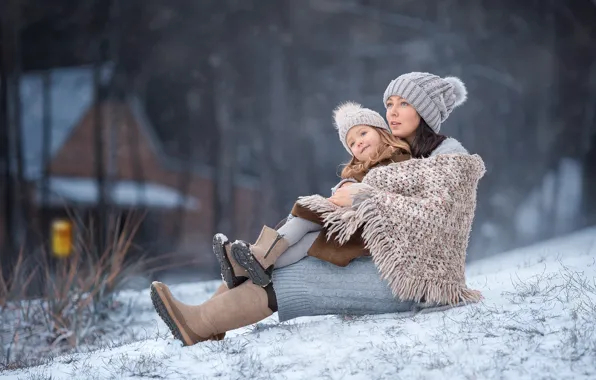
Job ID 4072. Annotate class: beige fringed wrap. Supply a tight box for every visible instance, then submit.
[296,154,486,306]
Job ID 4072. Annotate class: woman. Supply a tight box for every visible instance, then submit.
[150,72,486,346]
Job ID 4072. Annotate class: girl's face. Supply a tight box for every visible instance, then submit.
[385,95,421,143]
[346,125,382,161]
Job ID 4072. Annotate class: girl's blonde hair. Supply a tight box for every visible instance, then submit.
[341,128,411,181]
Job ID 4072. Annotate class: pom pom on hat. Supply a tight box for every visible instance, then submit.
[444,76,468,107]
[333,101,363,131]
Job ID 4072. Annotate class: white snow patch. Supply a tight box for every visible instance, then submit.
[2,227,596,380]
[214,233,229,245]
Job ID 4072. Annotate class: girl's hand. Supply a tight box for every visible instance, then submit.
[328,186,355,207]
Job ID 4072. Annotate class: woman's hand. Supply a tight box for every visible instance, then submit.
[328,186,355,207]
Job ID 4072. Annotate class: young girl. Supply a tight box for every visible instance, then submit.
[213,102,411,288]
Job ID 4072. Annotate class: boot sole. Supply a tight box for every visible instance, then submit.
[150,283,192,346]
[213,234,246,289]
[231,242,271,287]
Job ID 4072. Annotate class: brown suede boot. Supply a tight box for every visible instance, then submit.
[150,280,273,346]
[213,234,248,289]
[231,226,289,287]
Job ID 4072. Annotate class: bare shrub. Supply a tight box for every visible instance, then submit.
[0,211,184,370]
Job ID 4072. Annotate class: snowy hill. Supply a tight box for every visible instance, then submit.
[2,227,595,380]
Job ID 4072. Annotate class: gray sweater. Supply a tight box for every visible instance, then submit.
[272,137,469,321]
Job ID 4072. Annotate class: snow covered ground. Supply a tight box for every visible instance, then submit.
[2,227,596,380]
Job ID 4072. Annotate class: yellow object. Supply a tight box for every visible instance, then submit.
[51,219,73,258]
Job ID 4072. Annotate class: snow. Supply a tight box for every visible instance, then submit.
[2,227,596,380]
[35,176,199,210]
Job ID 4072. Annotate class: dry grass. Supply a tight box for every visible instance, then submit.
[0,211,178,371]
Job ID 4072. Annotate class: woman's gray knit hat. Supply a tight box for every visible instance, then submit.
[333,101,391,154]
[383,72,468,133]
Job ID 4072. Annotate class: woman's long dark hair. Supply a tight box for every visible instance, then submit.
[410,118,447,158]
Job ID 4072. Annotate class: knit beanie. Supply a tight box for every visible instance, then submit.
[333,102,391,154]
[383,72,468,133]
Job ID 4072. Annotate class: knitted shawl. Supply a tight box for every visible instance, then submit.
[296,154,486,306]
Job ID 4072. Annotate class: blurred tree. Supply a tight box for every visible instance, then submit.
[0,12,16,264]
[1,0,28,253]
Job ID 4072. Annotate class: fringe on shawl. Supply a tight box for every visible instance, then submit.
[295,157,485,306]
[357,192,483,305]
[296,194,360,243]
[361,189,482,306]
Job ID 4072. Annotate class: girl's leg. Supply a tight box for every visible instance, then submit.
[231,218,321,286]
[203,219,315,340]
[277,217,321,246]
[210,215,313,336]
[270,217,321,268]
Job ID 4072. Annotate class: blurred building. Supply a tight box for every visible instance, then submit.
[1,64,258,270]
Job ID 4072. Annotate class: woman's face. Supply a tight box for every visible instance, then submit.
[346,125,382,161]
[385,95,421,143]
